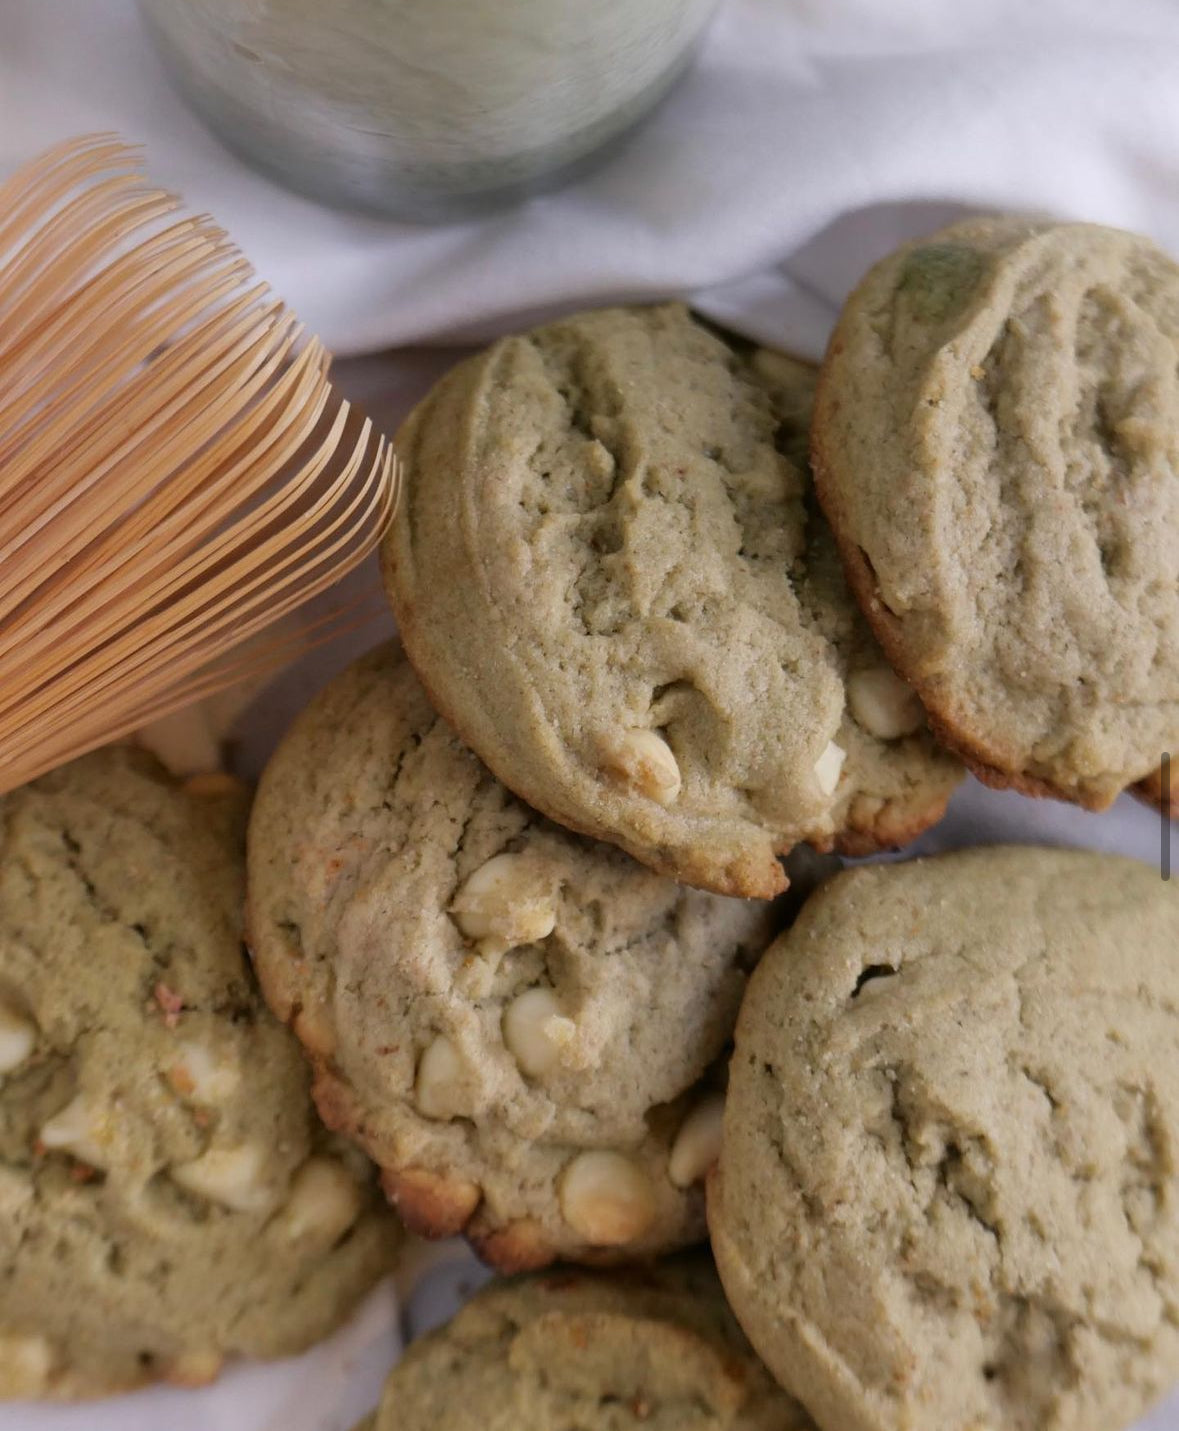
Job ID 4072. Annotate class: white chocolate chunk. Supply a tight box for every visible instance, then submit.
[134,704,221,777]
[668,1094,726,1188]
[559,1151,657,1246]
[502,988,575,1078]
[847,667,924,740]
[451,853,558,957]
[39,1094,112,1168]
[601,729,682,805]
[168,1041,240,1105]
[416,1036,470,1121]
[814,739,846,798]
[273,1157,363,1243]
[0,1332,54,1396]
[171,1142,277,1213]
[0,999,36,1075]
[165,1348,224,1386]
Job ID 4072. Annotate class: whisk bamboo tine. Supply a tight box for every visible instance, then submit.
[0,412,396,747]
[14,434,393,713]
[0,132,128,211]
[153,592,391,710]
[12,596,383,780]
[0,373,347,681]
[0,306,303,608]
[0,456,397,764]
[0,136,401,795]
[88,439,393,687]
[0,428,397,739]
[0,340,324,657]
[0,143,147,255]
[19,299,298,531]
[0,262,258,481]
[0,224,245,411]
[1,188,180,332]
[17,593,390,781]
[0,287,289,534]
[0,245,268,506]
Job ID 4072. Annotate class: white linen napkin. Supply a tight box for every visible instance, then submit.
[6,0,1179,356]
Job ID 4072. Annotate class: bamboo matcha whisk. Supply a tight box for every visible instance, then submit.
[0,135,400,795]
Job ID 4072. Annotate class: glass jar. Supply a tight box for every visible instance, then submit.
[140,0,721,221]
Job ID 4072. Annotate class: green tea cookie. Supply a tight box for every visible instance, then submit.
[382,305,960,898]
[0,748,399,1399]
[362,1256,815,1430]
[248,644,793,1271]
[710,847,1179,1431]
[813,217,1179,807]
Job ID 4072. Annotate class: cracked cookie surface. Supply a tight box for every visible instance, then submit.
[709,846,1179,1431]
[363,1255,815,1430]
[247,644,794,1271]
[382,305,959,898]
[0,748,399,1398]
[813,217,1179,807]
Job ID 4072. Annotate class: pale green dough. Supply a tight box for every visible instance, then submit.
[383,305,960,899]
[364,1257,816,1431]
[0,747,399,1399]
[711,846,1179,1431]
[814,217,1179,807]
[247,644,800,1272]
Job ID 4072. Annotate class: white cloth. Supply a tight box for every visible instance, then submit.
[2,4,1179,1429]
[6,0,1179,356]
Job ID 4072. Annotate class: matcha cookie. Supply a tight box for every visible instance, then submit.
[247,644,793,1271]
[382,305,960,898]
[0,748,399,1399]
[813,217,1179,808]
[363,1257,815,1430]
[710,847,1179,1431]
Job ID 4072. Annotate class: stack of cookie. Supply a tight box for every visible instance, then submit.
[247,303,962,1277]
[350,220,1176,1430]
[1,215,1176,1431]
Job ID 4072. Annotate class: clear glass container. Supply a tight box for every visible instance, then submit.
[140,0,721,221]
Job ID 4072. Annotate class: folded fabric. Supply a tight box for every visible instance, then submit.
[5,0,1179,357]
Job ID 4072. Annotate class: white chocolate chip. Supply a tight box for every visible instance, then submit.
[814,739,846,798]
[847,667,924,741]
[39,1093,112,1168]
[165,1348,224,1386]
[0,999,36,1076]
[415,1036,470,1121]
[451,853,559,958]
[0,1332,54,1396]
[559,1151,657,1246]
[171,1142,277,1213]
[600,729,682,805]
[168,1041,240,1105]
[134,705,221,777]
[502,988,575,1079]
[668,1094,726,1188]
[272,1157,363,1243]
